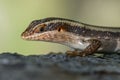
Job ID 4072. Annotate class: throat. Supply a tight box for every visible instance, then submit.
[65,40,90,50]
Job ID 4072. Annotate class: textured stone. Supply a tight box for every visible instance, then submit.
[0,52,120,80]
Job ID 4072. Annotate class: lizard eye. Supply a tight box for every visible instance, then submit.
[39,24,46,32]
[40,27,44,32]
[33,24,46,33]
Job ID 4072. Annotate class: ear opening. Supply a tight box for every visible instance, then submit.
[57,27,65,32]
[58,27,62,32]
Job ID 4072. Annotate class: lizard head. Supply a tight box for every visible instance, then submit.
[21,17,81,45]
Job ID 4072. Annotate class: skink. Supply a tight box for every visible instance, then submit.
[21,17,120,56]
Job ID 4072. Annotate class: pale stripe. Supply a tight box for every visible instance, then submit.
[34,19,120,32]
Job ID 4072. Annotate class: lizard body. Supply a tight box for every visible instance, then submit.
[21,17,120,56]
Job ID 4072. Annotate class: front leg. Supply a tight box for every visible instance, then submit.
[66,39,102,57]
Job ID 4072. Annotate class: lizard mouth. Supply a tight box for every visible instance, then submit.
[21,31,34,40]
[21,31,56,41]
[21,30,75,43]
[21,31,40,40]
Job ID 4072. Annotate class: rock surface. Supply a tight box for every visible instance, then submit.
[0,52,120,80]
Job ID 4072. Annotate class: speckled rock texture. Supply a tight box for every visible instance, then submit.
[0,52,120,80]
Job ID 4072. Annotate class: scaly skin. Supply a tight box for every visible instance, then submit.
[21,17,120,56]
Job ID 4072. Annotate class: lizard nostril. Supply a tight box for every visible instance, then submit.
[21,31,31,38]
[21,32,25,37]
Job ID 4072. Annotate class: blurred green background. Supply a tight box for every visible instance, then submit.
[0,0,120,55]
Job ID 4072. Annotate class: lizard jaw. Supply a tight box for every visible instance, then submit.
[21,30,90,50]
